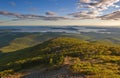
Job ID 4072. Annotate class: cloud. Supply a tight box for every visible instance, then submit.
[9,1,16,6]
[0,21,4,23]
[77,0,120,19]
[0,11,69,21]
[101,11,120,20]
[69,10,100,19]
[1,8,120,22]
[78,0,120,10]
[80,0,91,3]
[46,11,57,16]
[91,0,120,11]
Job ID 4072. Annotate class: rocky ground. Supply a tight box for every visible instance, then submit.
[21,65,85,78]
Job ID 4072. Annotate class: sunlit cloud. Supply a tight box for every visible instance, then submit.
[76,0,120,19]
[101,10,120,20]
[0,11,69,21]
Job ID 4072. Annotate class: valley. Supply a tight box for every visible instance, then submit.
[0,26,120,78]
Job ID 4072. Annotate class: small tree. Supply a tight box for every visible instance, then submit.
[49,58,53,65]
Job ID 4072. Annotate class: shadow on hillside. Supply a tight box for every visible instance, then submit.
[0,46,34,63]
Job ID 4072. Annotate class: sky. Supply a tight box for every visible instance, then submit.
[0,0,120,26]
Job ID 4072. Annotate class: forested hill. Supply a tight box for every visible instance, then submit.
[0,37,120,78]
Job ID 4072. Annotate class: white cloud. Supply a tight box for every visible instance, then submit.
[80,0,91,3]
[77,0,120,19]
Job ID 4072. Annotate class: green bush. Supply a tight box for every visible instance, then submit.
[0,69,14,77]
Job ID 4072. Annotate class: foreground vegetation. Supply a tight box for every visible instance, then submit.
[0,37,120,77]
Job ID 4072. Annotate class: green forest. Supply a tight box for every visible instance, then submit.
[0,37,120,78]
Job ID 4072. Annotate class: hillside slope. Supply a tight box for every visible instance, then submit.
[0,37,120,78]
[0,32,63,52]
